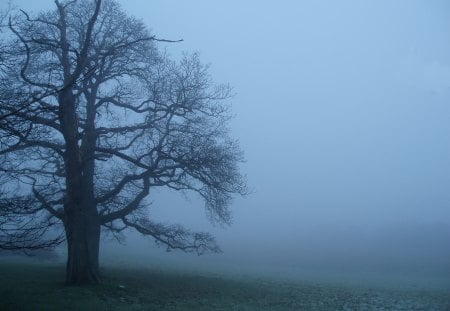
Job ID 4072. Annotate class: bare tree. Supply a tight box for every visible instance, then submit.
[0,0,246,284]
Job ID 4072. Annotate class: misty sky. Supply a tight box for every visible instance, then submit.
[7,0,450,272]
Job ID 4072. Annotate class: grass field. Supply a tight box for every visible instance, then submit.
[0,258,449,310]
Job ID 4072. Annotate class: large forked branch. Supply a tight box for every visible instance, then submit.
[95,171,149,204]
[60,0,101,82]
[121,217,221,255]
[100,178,150,223]
[2,0,102,123]
[8,18,58,91]
[31,181,64,220]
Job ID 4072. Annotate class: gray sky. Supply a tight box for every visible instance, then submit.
[8,0,450,275]
[121,0,450,233]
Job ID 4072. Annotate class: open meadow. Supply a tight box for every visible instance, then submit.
[1,257,449,311]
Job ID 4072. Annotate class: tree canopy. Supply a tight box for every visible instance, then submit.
[0,0,246,284]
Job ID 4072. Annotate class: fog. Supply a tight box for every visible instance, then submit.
[10,0,450,285]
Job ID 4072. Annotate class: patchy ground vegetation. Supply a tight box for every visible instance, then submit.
[0,259,449,310]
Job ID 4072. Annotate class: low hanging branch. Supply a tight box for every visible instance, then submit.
[122,217,221,255]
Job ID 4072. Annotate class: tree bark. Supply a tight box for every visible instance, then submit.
[58,83,101,284]
[64,208,101,285]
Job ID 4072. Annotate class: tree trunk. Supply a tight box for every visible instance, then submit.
[65,208,101,285]
[58,70,101,284]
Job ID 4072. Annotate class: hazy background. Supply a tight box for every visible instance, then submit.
[9,0,450,285]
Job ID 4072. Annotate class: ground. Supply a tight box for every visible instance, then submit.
[0,258,449,310]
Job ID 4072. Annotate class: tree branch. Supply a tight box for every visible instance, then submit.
[122,217,221,255]
[100,177,149,223]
